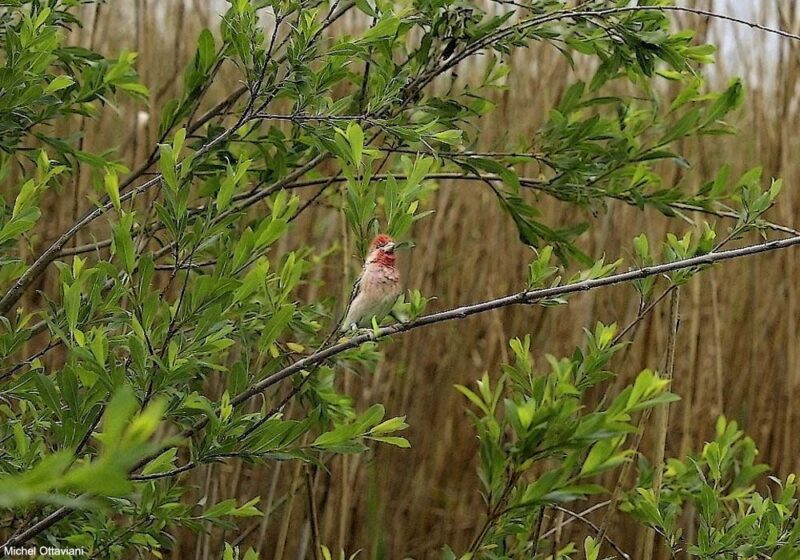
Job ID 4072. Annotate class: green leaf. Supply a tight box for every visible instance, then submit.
[13,180,38,219]
[660,108,700,144]
[433,129,463,146]
[45,75,74,93]
[99,386,138,445]
[112,212,136,273]
[160,144,178,191]
[204,499,236,519]
[346,122,364,166]
[173,127,187,157]
[140,448,178,476]
[581,439,630,476]
[197,29,216,72]
[64,460,131,496]
[217,160,251,212]
[361,16,400,42]
[230,497,262,517]
[369,436,410,448]
[104,169,120,211]
[358,404,385,430]
[454,384,490,415]
[258,304,294,350]
[370,416,408,435]
[584,537,600,560]
[313,425,359,448]
[355,0,377,17]
[34,374,61,417]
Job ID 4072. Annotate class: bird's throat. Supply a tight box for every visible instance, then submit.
[373,251,396,268]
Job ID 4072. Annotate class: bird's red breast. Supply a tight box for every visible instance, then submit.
[373,250,396,268]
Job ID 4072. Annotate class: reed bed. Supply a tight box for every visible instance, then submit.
[14,1,800,557]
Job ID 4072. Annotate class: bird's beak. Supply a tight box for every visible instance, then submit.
[384,242,396,253]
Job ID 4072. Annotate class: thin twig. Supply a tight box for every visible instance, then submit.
[550,504,631,559]
[541,500,611,539]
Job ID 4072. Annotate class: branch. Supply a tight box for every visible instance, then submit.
[278,172,800,237]
[541,500,611,539]
[410,5,800,96]
[304,466,321,560]
[550,504,631,560]
[641,288,680,559]
[233,234,800,410]
[252,112,389,126]
[621,6,800,42]
[384,147,557,169]
[46,169,800,262]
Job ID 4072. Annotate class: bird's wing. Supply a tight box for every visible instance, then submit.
[339,269,364,330]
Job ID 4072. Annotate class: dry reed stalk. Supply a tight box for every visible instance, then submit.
[708,278,724,417]
[642,289,680,559]
[273,460,304,560]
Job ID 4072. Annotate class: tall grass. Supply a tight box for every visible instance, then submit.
[14,1,800,557]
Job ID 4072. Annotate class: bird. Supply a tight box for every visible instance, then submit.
[340,234,402,332]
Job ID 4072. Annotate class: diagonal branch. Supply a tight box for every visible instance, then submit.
[409,5,800,97]
[280,173,800,237]
[46,171,800,261]
[232,234,800,409]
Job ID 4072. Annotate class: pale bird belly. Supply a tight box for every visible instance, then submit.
[345,266,401,328]
[352,296,396,327]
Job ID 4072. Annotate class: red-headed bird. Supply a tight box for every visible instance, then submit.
[340,234,402,331]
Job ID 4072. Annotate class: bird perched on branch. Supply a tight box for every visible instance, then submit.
[340,234,402,332]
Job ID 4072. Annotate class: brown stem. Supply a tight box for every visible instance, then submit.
[305,466,321,560]
[642,289,681,559]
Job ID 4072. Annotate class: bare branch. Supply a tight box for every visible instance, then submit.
[550,504,631,560]
[232,234,800,410]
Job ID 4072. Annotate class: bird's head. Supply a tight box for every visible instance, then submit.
[369,234,396,253]
[367,234,397,266]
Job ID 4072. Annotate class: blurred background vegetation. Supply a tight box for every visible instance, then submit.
[13,0,800,557]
